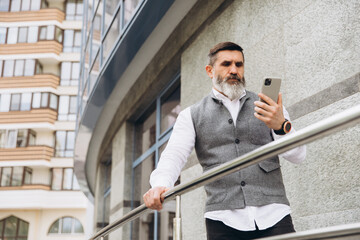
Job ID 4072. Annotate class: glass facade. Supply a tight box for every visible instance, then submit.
[132,77,180,240]
[0,167,32,187]
[78,0,144,126]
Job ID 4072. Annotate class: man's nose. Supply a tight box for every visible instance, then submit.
[229,64,238,74]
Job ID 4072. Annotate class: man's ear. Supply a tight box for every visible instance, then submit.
[205,65,214,78]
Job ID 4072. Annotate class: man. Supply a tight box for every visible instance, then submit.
[143,42,306,240]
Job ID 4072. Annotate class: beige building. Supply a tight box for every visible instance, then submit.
[0,0,93,239]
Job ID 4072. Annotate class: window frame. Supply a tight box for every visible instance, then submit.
[50,168,78,190]
[48,216,84,234]
[0,166,33,187]
[0,215,29,239]
[0,59,42,78]
[54,130,75,157]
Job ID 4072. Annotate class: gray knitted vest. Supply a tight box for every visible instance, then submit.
[190,91,289,212]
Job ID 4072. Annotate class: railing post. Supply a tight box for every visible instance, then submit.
[173,195,182,240]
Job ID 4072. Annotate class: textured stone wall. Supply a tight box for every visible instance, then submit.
[180,0,360,239]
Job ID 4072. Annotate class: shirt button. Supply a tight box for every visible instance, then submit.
[241,181,246,186]
[228,119,233,124]
[235,139,240,144]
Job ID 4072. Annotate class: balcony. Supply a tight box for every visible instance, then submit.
[0,145,53,161]
[0,184,50,191]
[0,8,65,23]
[0,41,63,56]
[0,74,60,89]
[0,109,57,124]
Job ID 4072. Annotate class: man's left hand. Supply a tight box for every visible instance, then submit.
[254,93,285,130]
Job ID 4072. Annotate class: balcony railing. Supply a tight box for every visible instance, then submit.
[0,8,65,22]
[0,145,54,161]
[0,109,57,124]
[0,74,60,89]
[90,104,360,240]
[0,184,51,191]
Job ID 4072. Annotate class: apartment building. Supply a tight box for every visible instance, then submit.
[0,1,93,239]
[75,0,360,239]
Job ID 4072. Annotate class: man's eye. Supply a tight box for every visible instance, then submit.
[236,62,243,67]
[222,62,231,66]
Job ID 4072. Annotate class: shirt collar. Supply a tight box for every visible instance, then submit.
[212,88,247,102]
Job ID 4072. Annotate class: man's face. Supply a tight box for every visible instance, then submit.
[206,50,245,100]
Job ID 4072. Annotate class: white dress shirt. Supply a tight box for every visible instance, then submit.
[150,89,306,231]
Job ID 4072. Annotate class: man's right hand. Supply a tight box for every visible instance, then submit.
[143,186,169,211]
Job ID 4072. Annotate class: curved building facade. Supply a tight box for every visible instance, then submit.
[75,0,360,239]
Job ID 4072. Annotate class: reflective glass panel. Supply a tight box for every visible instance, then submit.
[160,85,181,134]
[58,95,69,114]
[21,0,31,11]
[65,131,75,157]
[10,94,21,111]
[4,216,17,236]
[135,106,156,158]
[124,0,141,26]
[55,131,66,157]
[16,129,28,147]
[41,93,49,107]
[18,27,27,43]
[0,27,6,44]
[133,153,155,206]
[39,26,46,40]
[66,0,76,16]
[11,167,23,186]
[24,168,32,184]
[49,219,60,233]
[72,62,80,81]
[55,26,63,42]
[14,60,24,76]
[32,93,41,108]
[0,0,10,11]
[18,220,29,236]
[61,62,71,80]
[7,27,18,44]
[49,93,58,110]
[69,96,77,113]
[103,8,120,62]
[10,0,21,12]
[6,130,17,148]
[24,59,35,76]
[27,26,38,43]
[4,60,14,77]
[63,168,73,189]
[1,167,12,186]
[63,30,74,47]
[51,168,63,190]
[62,217,72,233]
[47,26,55,40]
[74,219,84,233]
[20,93,31,111]
[31,0,41,10]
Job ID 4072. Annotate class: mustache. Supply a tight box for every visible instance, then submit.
[224,74,244,83]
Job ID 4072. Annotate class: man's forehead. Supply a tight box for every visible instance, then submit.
[216,50,244,62]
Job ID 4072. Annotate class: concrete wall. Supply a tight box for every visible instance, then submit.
[180,0,359,239]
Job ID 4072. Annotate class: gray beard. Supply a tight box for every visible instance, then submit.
[213,75,246,100]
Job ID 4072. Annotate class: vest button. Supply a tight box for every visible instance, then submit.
[241,181,246,186]
[235,138,240,144]
[228,119,233,124]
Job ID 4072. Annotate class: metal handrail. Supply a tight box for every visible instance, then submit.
[90,104,360,240]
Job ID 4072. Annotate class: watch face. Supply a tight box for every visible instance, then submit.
[285,122,292,132]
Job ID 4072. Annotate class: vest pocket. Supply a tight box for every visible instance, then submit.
[203,164,228,204]
[258,159,281,172]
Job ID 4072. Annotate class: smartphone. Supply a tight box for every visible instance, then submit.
[260,77,281,104]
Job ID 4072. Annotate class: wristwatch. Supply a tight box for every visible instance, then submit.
[274,119,292,135]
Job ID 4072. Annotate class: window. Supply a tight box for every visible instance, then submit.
[103,6,120,63]
[51,168,80,190]
[10,93,32,111]
[58,96,77,121]
[18,27,28,43]
[48,217,84,234]
[0,59,42,77]
[132,77,180,240]
[63,30,81,52]
[0,216,29,240]
[66,0,83,20]
[0,0,44,12]
[39,25,63,43]
[0,129,36,148]
[0,27,6,44]
[60,62,80,86]
[0,0,10,11]
[31,92,58,110]
[124,0,141,27]
[0,167,33,187]
[55,131,75,157]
